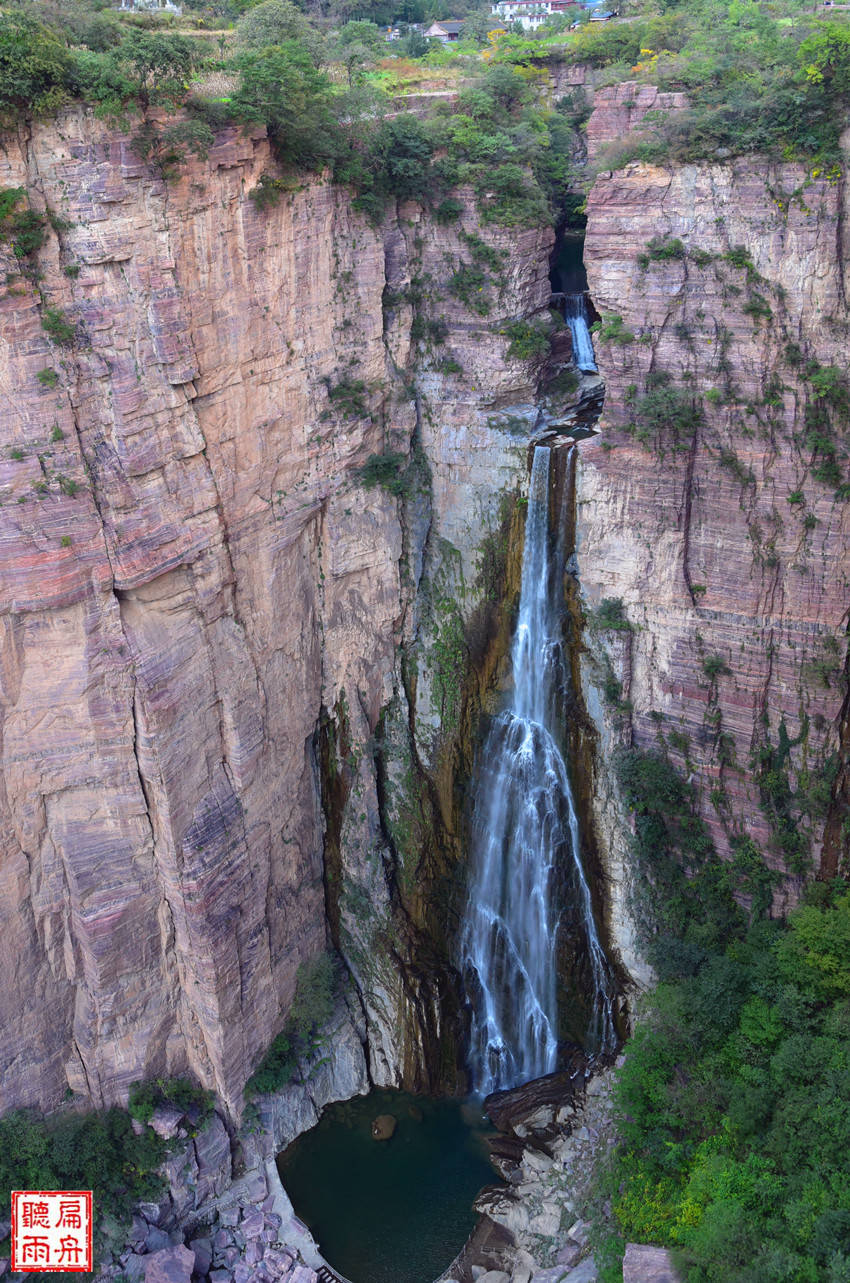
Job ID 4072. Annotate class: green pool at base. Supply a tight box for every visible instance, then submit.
[276,1088,499,1283]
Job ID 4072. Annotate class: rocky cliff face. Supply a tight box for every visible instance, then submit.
[578,146,850,951]
[0,110,553,1114]
[4,87,847,1120]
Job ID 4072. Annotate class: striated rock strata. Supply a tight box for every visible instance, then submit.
[0,109,554,1113]
[578,149,850,946]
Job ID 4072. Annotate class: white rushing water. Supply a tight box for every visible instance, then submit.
[565,294,597,373]
[461,446,616,1096]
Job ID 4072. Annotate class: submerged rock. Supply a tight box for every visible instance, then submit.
[370,1113,397,1140]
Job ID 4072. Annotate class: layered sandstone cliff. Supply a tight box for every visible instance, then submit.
[578,147,850,947]
[4,84,848,1121]
[0,110,553,1113]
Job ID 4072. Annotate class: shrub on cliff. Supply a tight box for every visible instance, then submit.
[115,30,201,110]
[502,318,551,362]
[599,885,850,1283]
[593,732,850,1282]
[0,10,71,120]
[0,189,47,264]
[128,1077,215,1129]
[245,952,338,1098]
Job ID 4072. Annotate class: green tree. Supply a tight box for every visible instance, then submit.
[116,30,200,109]
[0,10,70,119]
[336,19,385,49]
[370,112,433,202]
[402,28,428,56]
[237,0,325,63]
[338,38,377,86]
[800,25,850,97]
[232,42,337,169]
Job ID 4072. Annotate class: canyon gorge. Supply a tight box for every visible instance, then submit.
[1,50,849,1283]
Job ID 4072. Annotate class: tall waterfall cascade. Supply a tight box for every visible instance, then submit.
[461,446,616,1096]
[565,294,597,373]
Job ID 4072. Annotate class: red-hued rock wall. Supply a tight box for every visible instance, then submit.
[0,110,552,1113]
[579,153,850,926]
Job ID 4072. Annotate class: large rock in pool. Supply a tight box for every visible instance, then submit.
[371,1114,397,1140]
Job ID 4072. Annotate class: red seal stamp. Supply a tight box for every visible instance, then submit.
[11,1192,93,1272]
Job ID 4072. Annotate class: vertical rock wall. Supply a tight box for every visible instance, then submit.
[0,111,554,1113]
[577,150,850,967]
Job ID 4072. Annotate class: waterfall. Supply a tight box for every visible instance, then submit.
[461,446,616,1096]
[565,294,597,373]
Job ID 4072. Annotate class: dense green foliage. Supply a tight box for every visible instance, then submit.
[598,746,850,1282]
[245,952,337,1097]
[0,10,69,119]
[503,318,551,361]
[604,889,850,1283]
[0,188,47,263]
[5,0,850,191]
[231,41,337,169]
[591,597,632,632]
[0,1106,166,1233]
[625,371,704,455]
[356,450,410,496]
[571,1,850,168]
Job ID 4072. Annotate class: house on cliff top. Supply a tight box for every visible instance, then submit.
[490,0,580,30]
[424,18,466,39]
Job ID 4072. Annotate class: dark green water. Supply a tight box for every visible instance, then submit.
[552,234,588,294]
[277,1089,498,1283]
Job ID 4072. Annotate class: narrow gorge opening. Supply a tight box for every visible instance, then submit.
[280,224,622,1283]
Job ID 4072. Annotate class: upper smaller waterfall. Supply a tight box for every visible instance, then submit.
[564,294,597,373]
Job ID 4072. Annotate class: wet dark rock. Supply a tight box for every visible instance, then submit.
[151,1105,186,1140]
[486,1134,527,1181]
[371,1113,397,1140]
[124,1254,148,1283]
[623,1244,680,1282]
[194,1117,232,1203]
[440,1209,517,1283]
[484,1055,588,1141]
[130,1217,148,1250]
[555,1241,583,1267]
